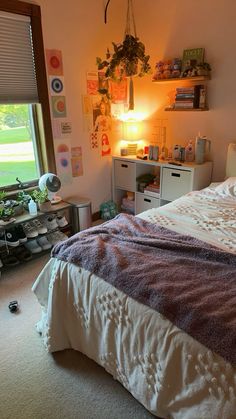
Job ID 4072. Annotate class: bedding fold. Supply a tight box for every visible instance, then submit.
[52,213,236,365]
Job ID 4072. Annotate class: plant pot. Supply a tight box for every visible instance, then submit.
[39,201,52,212]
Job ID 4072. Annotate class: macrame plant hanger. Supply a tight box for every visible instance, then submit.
[124,0,137,111]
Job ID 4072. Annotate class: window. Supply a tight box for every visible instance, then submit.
[0,0,55,190]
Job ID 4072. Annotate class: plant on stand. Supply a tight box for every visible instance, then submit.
[0,207,15,223]
[0,191,7,208]
[31,187,52,212]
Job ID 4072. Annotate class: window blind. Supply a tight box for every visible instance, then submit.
[0,11,38,104]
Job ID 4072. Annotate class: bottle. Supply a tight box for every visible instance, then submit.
[28,199,37,216]
[185,140,195,162]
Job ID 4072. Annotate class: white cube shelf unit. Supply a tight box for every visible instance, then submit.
[112,156,213,215]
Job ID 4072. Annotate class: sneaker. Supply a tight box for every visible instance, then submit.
[37,236,52,250]
[25,239,42,254]
[0,230,20,247]
[44,216,58,231]
[56,214,68,228]
[23,222,38,239]
[31,219,47,235]
[13,245,32,262]
[2,254,19,266]
[14,225,27,243]
[48,231,68,246]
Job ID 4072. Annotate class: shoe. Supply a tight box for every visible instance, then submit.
[22,222,38,239]
[14,225,27,243]
[56,214,68,228]
[25,239,42,254]
[0,230,20,247]
[37,236,52,250]
[48,231,68,246]
[31,219,47,235]
[44,216,58,231]
[2,254,19,266]
[12,245,32,262]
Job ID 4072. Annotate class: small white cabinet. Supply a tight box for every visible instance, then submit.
[112,156,212,215]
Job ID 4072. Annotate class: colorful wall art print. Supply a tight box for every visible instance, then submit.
[71,146,83,177]
[87,71,99,95]
[93,97,112,132]
[46,49,64,76]
[50,76,65,95]
[51,96,67,118]
[101,133,111,157]
[55,142,72,185]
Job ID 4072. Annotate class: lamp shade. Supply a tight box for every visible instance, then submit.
[123,119,142,142]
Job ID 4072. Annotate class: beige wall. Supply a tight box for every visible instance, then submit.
[28,0,236,210]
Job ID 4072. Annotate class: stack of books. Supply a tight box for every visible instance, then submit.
[144,183,160,197]
[174,85,204,109]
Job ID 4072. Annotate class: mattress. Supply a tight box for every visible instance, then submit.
[32,180,236,419]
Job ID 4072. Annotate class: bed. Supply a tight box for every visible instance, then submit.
[32,145,236,419]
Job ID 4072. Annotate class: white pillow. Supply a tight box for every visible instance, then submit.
[214,177,236,196]
[226,143,236,178]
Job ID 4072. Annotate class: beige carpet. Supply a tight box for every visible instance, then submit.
[0,255,154,419]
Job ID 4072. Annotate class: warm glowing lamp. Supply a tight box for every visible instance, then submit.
[121,114,143,155]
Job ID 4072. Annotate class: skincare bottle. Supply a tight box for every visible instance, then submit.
[185,140,195,162]
[28,199,37,216]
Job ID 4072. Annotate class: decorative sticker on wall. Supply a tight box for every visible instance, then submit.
[51,96,67,118]
[90,132,99,150]
[49,76,65,95]
[71,146,83,177]
[46,49,64,76]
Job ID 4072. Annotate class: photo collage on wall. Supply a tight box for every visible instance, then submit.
[46,49,83,184]
[83,71,128,157]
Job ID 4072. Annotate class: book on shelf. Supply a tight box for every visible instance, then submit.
[182,48,205,72]
[174,84,203,108]
[174,102,194,109]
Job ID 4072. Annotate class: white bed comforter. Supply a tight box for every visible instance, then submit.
[33,183,236,419]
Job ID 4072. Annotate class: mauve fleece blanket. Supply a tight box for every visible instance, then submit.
[52,213,236,365]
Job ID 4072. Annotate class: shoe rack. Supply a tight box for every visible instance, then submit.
[0,201,73,271]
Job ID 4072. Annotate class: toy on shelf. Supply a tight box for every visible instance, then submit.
[153,58,182,80]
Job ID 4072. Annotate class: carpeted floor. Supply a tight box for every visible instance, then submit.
[0,255,155,419]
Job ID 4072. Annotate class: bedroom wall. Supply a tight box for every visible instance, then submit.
[24,0,236,211]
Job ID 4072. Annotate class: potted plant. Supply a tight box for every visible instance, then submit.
[97,35,151,84]
[0,207,15,223]
[16,191,32,210]
[96,35,151,109]
[0,190,7,209]
[31,187,52,212]
[195,62,211,76]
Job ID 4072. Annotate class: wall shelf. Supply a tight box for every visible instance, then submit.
[165,107,209,112]
[152,75,211,84]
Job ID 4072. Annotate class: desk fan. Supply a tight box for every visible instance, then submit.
[38,173,62,204]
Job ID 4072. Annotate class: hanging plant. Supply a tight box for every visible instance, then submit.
[96,0,151,110]
[96,34,151,82]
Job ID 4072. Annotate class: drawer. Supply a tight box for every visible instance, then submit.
[136,193,160,214]
[114,160,136,191]
[161,167,192,201]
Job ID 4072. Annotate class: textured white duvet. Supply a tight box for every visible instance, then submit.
[33,182,236,419]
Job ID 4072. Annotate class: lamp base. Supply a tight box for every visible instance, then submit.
[51,195,62,205]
